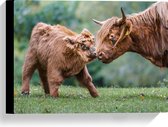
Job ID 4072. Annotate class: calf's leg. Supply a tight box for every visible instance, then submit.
[37,66,49,94]
[21,49,37,95]
[47,68,63,97]
[76,66,99,98]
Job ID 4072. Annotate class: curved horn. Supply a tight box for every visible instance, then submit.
[121,7,126,21]
[92,19,103,26]
[117,7,126,25]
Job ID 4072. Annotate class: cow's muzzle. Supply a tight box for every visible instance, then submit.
[98,51,112,63]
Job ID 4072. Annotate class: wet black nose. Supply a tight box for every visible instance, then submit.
[90,51,97,58]
[90,47,96,52]
[92,52,97,57]
[90,47,97,57]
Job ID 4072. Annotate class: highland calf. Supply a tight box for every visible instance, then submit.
[21,22,99,98]
[94,2,168,67]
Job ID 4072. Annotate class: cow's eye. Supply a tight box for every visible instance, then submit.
[109,34,117,44]
[81,44,89,50]
[111,38,116,44]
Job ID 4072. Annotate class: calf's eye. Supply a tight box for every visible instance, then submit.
[82,39,86,43]
[81,44,89,50]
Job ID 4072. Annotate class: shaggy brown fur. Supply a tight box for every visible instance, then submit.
[94,2,168,67]
[21,22,98,98]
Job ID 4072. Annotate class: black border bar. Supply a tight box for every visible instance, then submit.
[6,0,14,114]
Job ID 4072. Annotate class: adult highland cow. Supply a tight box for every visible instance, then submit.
[93,2,168,67]
[21,22,99,98]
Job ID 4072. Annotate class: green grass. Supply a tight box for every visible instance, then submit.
[14,85,168,113]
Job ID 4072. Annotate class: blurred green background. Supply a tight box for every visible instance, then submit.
[14,0,168,88]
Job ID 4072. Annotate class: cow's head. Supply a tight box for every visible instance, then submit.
[93,8,133,63]
[63,28,96,62]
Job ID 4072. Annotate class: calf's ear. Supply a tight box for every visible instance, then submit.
[63,36,78,50]
[63,36,75,45]
[81,28,92,37]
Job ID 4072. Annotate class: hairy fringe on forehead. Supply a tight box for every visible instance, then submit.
[96,17,118,45]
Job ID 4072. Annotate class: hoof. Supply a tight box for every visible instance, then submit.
[21,91,30,95]
[91,92,99,98]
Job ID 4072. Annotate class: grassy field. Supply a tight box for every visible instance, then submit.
[14,85,168,113]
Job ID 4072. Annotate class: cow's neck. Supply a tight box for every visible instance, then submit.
[129,24,165,67]
[127,8,168,67]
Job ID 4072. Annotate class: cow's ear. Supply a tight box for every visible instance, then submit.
[63,36,75,45]
[125,21,132,36]
[112,21,132,48]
